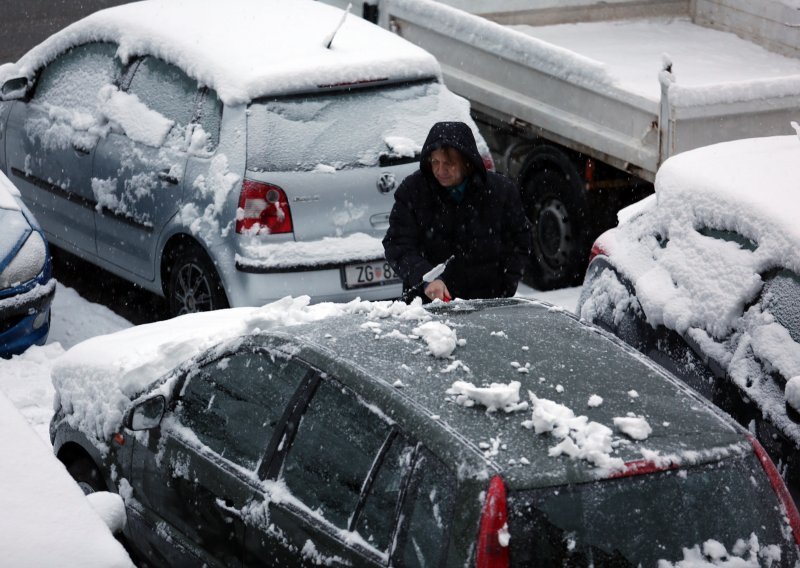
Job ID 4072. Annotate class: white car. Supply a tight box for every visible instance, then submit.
[0,0,489,316]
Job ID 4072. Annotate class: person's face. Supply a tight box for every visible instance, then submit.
[430,147,467,188]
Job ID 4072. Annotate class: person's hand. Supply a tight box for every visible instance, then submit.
[424,279,451,302]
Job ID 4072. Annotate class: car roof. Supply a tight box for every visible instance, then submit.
[273,299,747,489]
[3,0,441,105]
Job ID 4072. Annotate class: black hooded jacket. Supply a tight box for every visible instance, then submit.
[383,122,532,301]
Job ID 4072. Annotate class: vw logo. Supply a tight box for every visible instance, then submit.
[377,172,397,194]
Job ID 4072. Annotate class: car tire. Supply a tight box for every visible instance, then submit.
[167,244,229,316]
[521,168,588,290]
[67,457,106,495]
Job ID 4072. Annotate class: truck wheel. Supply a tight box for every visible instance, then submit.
[167,244,229,316]
[522,169,588,290]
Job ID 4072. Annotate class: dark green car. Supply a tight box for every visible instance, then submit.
[50,299,800,566]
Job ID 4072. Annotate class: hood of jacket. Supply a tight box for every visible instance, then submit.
[419,122,487,186]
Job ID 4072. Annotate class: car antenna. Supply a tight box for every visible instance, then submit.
[325,3,352,49]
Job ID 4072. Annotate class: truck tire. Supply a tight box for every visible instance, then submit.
[521,167,589,290]
[167,243,229,316]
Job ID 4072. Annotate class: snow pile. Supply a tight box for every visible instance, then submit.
[614,415,653,441]
[237,233,387,270]
[52,296,432,450]
[0,392,133,567]
[657,534,781,567]
[522,393,624,470]
[447,380,528,413]
[412,321,459,358]
[2,0,440,106]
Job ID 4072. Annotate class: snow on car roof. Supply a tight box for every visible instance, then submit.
[3,0,441,105]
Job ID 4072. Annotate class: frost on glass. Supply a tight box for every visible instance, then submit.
[761,270,800,345]
[246,81,471,171]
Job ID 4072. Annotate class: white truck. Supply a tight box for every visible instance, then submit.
[327,0,800,289]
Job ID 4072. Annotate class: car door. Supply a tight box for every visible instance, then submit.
[92,55,195,279]
[4,42,120,254]
[128,347,311,565]
[244,377,415,566]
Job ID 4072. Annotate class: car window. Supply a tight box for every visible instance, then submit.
[355,433,416,552]
[281,377,393,528]
[33,42,119,114]
[246,81,468,171]
[397,449,456,568]
[505,455,798,566]
[127,56,198,145]
[195,87,223,152]
[761,269,800,345]
[175,350,308,470]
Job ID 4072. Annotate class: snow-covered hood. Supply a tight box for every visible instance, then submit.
[0,170,33,267]
[1,0,441,106]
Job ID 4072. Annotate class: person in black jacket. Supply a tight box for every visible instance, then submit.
[383,121,532,303]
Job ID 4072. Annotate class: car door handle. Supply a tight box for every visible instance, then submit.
[158,169,180,185]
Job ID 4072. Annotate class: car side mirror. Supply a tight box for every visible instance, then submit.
[124,395,166,431]
[1,76,28,100]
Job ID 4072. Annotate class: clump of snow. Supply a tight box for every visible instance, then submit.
[412,321,459,358]
[522,392,623,470]
[786,376,800,413]
[86,492,127,534]
[587,394,603,407]
[614,415,652,440]
[447,380,528,413]
[657,533,782,567]
[97,85,173,147]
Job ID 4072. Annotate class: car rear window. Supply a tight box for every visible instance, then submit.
[506,454,798,566]
[246,81,471,172]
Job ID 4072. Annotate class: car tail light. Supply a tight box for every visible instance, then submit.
[235,180,293,235]
[588,240,608,264]
[749,435,800,545]
[482,153,495,172]
[476,475,510,568]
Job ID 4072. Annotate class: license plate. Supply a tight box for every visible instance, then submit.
[342,260,400,289]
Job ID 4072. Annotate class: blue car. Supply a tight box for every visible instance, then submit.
[0,170,54,357]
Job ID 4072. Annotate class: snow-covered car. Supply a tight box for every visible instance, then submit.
[0,0,489,317]
[50,296,800,566]
[578,133,800,502]
[0,391,132,567]
[0,169,54,357]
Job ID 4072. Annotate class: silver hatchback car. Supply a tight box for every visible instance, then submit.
[0,0,488,316]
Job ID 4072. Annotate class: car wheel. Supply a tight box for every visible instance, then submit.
[522,169,588,290]
[168,245,229,316]
[67,457,105,495]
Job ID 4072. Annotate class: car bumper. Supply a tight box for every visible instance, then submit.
[225,263,403,307]
[0,278,56,357]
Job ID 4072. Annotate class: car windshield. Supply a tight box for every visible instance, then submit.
[246,80,469,171]
[507,453,797,566]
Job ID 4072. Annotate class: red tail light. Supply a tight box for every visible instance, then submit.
[477,475,510,568]
[749,435,800,545]
[482,153,495,172]
[235,180,293,235]
[588,240,608,264]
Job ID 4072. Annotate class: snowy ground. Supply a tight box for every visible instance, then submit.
[1,280,580,445]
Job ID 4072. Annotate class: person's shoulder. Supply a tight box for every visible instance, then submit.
[396,170,428,197]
